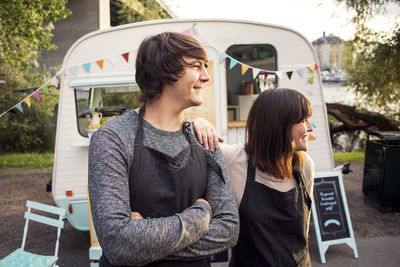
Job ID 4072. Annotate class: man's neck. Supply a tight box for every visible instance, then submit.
[142,99,185,131]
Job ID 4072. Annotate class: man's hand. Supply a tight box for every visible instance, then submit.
[192,118,224,151]
[196,198,212,214]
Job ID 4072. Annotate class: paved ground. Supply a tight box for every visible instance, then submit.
[1,163,399,266]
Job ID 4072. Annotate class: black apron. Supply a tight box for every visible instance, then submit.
[100,106,222,267]
[229,159,312,267]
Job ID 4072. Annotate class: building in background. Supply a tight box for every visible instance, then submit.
[312,32,345,82]
[312,32,344,71]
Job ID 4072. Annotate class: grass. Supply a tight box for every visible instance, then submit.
[0,151,364,168]
[0,152,54,168]
[333,151,365,164]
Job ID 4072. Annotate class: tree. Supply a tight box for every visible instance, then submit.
[0,0,70,152]
[337,0,400,118]
[111,0,171,26]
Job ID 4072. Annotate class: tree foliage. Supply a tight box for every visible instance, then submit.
[0,0,70,152]
[111,0,171,26]
[337,0,400,118]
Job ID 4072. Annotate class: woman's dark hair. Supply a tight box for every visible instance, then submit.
[244,88,312,180]
[135,32,208,103]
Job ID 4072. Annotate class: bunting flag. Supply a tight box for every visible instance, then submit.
[252,68,260,79]
[241,65,249,75]
[264,72,270,79]
[229,58,238,69]
[297,68,304,78]
[96,60,104,70]
[311,122,317,129]
[182,28,191,35]
[305,87,313,96]
[109,56,117,66]
[287,71,293,80]
[309,134,317,141]
[15,103,23,113]
[83,63,91,73]
[0,68,63,118]
[315,64,320,71]
[69,66,78,76]
[33,91,40,101]
[219,53,228,62]
[122,52,129,63]
[24,98,31,108]
[50,76,58,87]
[275,71,283,80]
[308,76,314,84]
[308,64,315,73]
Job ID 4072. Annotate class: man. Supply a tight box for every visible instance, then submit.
[88,32,239,267]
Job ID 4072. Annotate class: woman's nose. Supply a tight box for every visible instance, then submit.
[306,120,313,132]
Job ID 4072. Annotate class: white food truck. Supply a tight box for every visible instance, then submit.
[52,19,333,265]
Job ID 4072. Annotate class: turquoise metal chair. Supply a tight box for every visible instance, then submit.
[0,200,66,267]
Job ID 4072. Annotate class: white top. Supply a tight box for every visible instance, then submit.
[221,144,315,206]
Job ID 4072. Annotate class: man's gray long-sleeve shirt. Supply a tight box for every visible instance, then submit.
[88,110,239,266]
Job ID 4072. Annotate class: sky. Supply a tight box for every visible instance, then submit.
[160,0,400,42]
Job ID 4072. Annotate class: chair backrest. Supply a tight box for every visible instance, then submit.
[21,200,66,257]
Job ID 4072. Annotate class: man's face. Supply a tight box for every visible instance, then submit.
[164,56,210,109]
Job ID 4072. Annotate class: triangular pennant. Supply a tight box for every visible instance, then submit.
[50,76,58,87]
[309,134,317,141]
[219,53,228,62]
[252,68,261,79]
[310,99,322,107]
[264,72,270,79]
[241,65,249,75]
[109,56,117,66]
[69,66,78,76]
[308,64,315,73]
[315,64,320,71]
[9,109,17,115]
[182,28,191,35]
[15,103,23,113]
[83,63,91,73]
[229,58,238,69]
[308,76,314,83]
[275,71,283,79]
[122,52,129,63]
[297,68,304,78]
[311,122,317,129]
[33,91,40,101]
[24,98,31,108]
[287,71,293,80]
[96,60,104,70]
[305,87,313,96]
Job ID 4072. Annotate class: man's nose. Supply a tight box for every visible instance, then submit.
[200,67,210,83]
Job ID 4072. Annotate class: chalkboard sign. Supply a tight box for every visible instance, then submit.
[313,176,350,241]
[311,171,358,263]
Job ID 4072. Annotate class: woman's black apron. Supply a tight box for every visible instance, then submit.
[100,106,222,267]
[229,159,312,267]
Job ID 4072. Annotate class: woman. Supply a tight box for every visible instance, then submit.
[193,88,315,267]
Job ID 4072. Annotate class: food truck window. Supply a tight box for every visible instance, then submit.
[74,85,141,137]
[225,44,277,121]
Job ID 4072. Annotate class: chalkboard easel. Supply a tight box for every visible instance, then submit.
[311,171,358,263]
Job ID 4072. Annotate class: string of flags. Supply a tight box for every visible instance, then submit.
[1,22,320,143]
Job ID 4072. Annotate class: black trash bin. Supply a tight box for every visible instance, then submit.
[362,131,400,212]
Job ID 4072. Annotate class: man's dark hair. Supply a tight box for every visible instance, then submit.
[245,88,312,179]
[135,32,208,103]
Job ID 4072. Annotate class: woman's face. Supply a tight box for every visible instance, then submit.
[291,118,313,151]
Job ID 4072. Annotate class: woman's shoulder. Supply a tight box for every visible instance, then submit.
[301,151,315,188]
[220,143,246,165]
